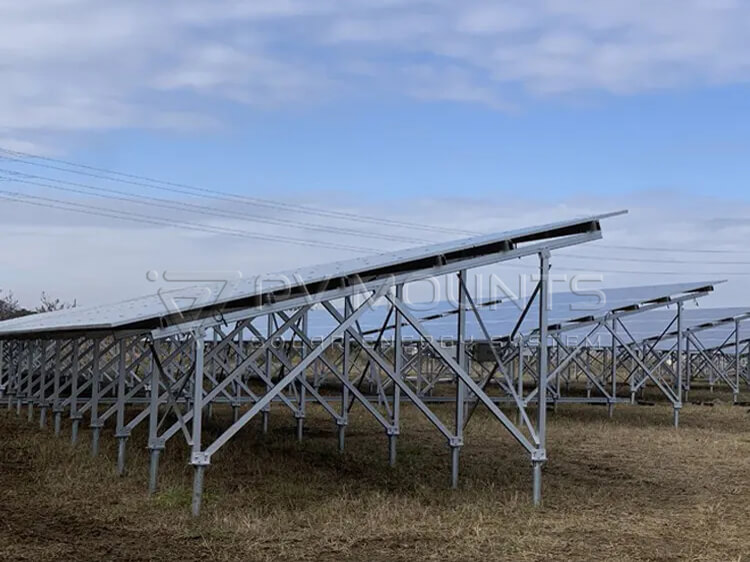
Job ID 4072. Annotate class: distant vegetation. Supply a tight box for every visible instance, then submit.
[0,289,75,321]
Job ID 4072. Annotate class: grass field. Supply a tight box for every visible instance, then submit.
[1,389,750,561]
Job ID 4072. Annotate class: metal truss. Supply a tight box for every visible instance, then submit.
[0,249,558,516]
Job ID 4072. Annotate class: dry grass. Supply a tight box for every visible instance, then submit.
[2,387,750,561]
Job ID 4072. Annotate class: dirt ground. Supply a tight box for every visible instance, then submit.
[2,389,750,561]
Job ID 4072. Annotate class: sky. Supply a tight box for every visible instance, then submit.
[1,0,750,311]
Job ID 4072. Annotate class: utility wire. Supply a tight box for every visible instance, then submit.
[499,261,750,276]
[558,251,750,266]
[3,184,747,276]
[0,169,429,245]
[592,243,750,255]
[4,147,749,258]
[0,188,380,254]
[0,147,472,237]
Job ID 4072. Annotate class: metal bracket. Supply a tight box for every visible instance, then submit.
[386,426,400,436]
[191,451,211,466]
[531,449,547,463]
[449,436,464,448]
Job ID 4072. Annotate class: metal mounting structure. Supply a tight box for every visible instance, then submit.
[0,212,623,515]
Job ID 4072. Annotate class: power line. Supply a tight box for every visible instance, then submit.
[0,169,428,245]
[0,189,380,254]
[4,184,747,276]
[4,147,749,260]
[558,251,750,266]
[593,243,750,255]
[0,147,473,237]
[500,261,750,276]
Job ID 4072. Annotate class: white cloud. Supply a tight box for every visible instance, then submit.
[2,0,750,146]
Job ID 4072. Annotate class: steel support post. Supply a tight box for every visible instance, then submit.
[685,336,692,401]
[338,298,352,452]
[552,343,560,413]
[0,340,4,401]
[262,314,272,434]
[90,338,102,457]
[609,322,616,418]
[296,312,308,442]
[116,339,129,476]
[147,342,163,495]
[232,330,242,423]
[26,341,34,421]
[533,250,550,507]
[14,342,24,414]
[52,341,63,436]
[39,341,48,428]
[416,341,423,395]
[674,303,683,427]
[452,270,467,488]
[191,329,207,517]
[734,320,741,404]
[6,342,17,409]
[70,340,82,445]
[389,285,404,467]
[518,338,525,421]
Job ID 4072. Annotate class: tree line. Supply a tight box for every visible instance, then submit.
[0,290,76,321]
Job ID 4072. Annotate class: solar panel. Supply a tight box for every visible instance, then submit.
[301,281,720,344]
[0,212,621,337]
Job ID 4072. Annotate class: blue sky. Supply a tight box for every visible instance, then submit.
[2,1,750,308]
[71,84,750,202]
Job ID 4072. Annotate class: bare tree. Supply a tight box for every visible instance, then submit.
[0,290,76,320]
[0,289,31,320]
[36,291,77,313]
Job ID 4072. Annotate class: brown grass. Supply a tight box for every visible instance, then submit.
[1,387,750,561]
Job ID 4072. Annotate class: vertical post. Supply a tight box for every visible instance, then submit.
[39,341,48,428]
[26,340,34,421]
[191,329,208,517]
[116,339,129,476]
[389,285,404,467]
[0,340,4,401]
[609,321,616,418]
[518,338,525,421]
[553,343,561,413]
[6,341,17,409]
[262,314,272,434]
[338,297,352,452]
[452,270,467,488]
[416,341,423,395]
[90,338,102,457]
[674,303,683,427]
[232,328,242,423]
[734,320,741,404]
[52,341,62,436]
[296,312,308,442]
[533,250,550,507]
[147,341,162,495]
[629,347,637,404]
[15,342,25,414]
[685,336,692,401]
[70,339,81,445]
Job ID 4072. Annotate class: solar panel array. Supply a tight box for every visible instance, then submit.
[0,212,617,337]
[299,281,723,346]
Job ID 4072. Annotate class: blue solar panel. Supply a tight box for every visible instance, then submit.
[301,281,721,344]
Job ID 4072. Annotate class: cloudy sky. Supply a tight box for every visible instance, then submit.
[1,0,750,309]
